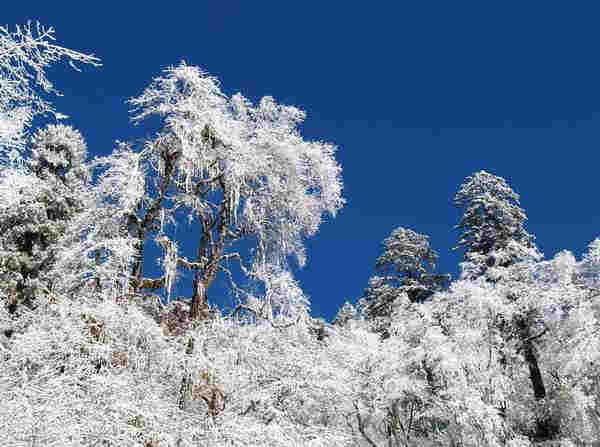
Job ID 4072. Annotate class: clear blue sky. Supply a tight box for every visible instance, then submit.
[6,3,600,321]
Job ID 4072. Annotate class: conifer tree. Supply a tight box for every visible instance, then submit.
[454,170,541,281]
[0,125,89,313]
[332,300,357,327]
[454,171,563,436]
[360,227,449,338]
[0,22,98,313]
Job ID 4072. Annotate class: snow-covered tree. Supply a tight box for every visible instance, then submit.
[494,252,600,443]
[360,227,449,339]
[575,237,600,295]
[231,264,312,328]
[46,141,142,301]
[333,301,358,327]
[5,19,600,447]
[0,21,98,313]
[454,170,542,281]
[0,21,99,158]
[120,62,344,319]
[378,251,600,446]
[0,124,90,314]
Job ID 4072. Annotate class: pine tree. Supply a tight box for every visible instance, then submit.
[454,170,542,281]
[360,227,449,339]
[333,301,357,327]
[0,124,90,313]
[453,171,568,436]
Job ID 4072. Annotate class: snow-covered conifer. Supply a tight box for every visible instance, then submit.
[360,227,449,338]
[29,124,89,185]
[575,238,600,294]
[0,21,98,312]
[0,125,90,313]
[333,301,357,327]
[454,170,542,280]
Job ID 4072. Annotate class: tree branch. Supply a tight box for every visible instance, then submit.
[136,276,166,290]
[176,256,205,271]
[194,173,224,191]
[523,326,548,344]
[353,401,380,447]
[230,304,302,329]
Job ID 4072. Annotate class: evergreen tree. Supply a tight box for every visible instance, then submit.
[0,22,98,313]
[332,300,357,327]
[0,125,89,313]
[360,227,449,338]
[454,170,542,281]
[575,238,600,294]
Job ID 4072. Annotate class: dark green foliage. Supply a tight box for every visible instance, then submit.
[0,124,89,313]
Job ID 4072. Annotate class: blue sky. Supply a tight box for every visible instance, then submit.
[6,3,600,321]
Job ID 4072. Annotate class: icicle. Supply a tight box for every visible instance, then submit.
[163,239,178,301]
[231,184,239,224]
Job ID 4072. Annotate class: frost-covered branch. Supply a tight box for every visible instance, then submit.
[0,21,100,157]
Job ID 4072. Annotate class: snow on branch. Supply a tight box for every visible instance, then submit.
[0,21,100,159]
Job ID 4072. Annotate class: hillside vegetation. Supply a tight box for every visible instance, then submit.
[2,22,600,446]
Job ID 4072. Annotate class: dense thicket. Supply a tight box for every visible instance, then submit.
[2,22,600,447]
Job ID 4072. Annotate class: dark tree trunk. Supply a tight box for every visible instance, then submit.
[522,341,546,400]
[129,148,176,294]
[515,317,558,441]
[129,234,144,293]
[93,249,102,293]
[515,316,546,401]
